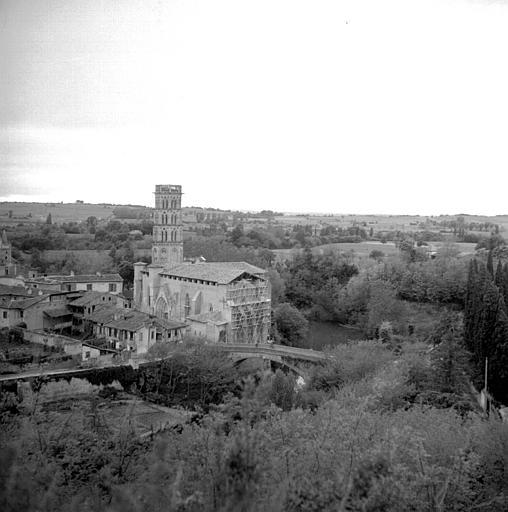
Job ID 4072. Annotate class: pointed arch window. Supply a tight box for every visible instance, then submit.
[184,294,190,317]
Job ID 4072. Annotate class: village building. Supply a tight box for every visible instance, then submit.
[67,291,130,333]
[0,293,71,331]
[86,304,187,354]
[24,272,124,294]
[81,340,121,364]
[134,185,271,344]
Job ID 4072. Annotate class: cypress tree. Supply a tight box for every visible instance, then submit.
[463,259,478,353]
[487,295,508,401]
[503,262,508,310]
[487,249,494,276]
[477,275,499,364]
[495,259,504,292]
[470,262,489,362]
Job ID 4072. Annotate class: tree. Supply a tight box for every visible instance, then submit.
[369,249,385,261]
[118,261,134,287]
[487,250,494,276]
[366,281,406,336]
[273,302,309,347]
[230,224,244,245]
[46,213,52,225]
[430,328,471,395]
[266,268,285,306]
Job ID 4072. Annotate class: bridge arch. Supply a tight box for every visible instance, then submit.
[232,355,308,380]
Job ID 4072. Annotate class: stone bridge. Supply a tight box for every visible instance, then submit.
[214,342,327,379]
[0,343,328,386]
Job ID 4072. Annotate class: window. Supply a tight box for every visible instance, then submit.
[20,311,23,318]
[109,283,117,292]
[2,311,6,319]
[151,330,155,340]
[85,351,90,359]
[86,284,92,291]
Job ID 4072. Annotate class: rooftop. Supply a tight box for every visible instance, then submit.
[87,305,187,332]
[69,291,119,307]
[160,262,266,285]
[43,307,73,318]
[0,295,49,310]
[26,273,123,284]
[187,311,228,325]
[0,284,29,297]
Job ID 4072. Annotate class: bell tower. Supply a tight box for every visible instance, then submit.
[152,185,184,267]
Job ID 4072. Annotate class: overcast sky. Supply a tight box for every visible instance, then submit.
[1,0,508,214]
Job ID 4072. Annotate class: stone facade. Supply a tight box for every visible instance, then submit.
[152,184,184,267]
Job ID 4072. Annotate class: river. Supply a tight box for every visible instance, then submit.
[306,321,365,350]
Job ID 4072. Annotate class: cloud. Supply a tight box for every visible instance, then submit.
[1,0,508,213]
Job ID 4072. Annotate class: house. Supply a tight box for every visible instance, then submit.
[24,272,124,294]
[43,307,74,332]
[67,291,130,333]
[86,305,187,354]
[0,289,79,332]
[0,284,30,300]
[81,339,121,364]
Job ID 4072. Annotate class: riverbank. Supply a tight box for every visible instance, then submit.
[306,321,365,350]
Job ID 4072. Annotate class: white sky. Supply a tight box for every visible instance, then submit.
[1,0,508,214]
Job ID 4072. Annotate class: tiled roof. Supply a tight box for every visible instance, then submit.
[87,305,186,332]
[27,273,123,284]
[187,311,228,325]
[69,291,117,307]
[86,304,119,324]
[0,285,29,297]
[0,295,49,310]
[43,307,72,318]
[105,310,187,332]
[160,262,266,284]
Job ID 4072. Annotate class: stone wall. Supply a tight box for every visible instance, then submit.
[22,329,82,355]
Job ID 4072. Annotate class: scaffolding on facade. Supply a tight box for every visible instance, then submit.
[226,279,271,344]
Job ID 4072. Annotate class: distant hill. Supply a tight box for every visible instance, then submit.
[0,202,116,224]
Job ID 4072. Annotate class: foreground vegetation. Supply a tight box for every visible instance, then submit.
[2,326,508,512]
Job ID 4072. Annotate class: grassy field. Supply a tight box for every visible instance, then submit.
[272,241,478,262]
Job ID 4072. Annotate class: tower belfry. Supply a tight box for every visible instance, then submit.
[152,184,183,267]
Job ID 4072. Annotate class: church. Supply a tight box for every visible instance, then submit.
[134,185,271,344]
